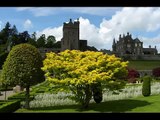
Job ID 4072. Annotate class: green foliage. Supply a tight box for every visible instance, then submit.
[0,22,11,44]
[142,76,151,97]
[0,100,21,113]
[91,82,102,103]
[1,43,44,87]
[1,43,45,108]
[37,34,46,48]
[0,52,8,69]
[27,38,37,47]
[8,92,34,101]
[42,50,128,108]
[53,41,61,48]
[45,35,56,48]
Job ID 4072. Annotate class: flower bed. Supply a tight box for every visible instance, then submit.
[29,81,160,108]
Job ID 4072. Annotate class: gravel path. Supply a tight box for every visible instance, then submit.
[0,90,15,100]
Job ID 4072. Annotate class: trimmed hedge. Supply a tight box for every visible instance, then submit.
[142,76,151,97]
[0,100,21,113]
[8,92,34,101]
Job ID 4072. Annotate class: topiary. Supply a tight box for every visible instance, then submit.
[1,43,45,108]
[142,76,151,97]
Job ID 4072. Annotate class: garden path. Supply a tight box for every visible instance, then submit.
[0,90,15,100]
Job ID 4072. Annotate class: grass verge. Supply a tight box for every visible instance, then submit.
[15,94,160,113]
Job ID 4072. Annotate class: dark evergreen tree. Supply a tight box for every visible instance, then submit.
[37,34,46,48]
[18,31,30,43]
[27,32,37,47]
[45,35,56,48]
[0,22,11,44]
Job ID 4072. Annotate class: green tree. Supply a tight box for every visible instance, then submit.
[37,34,46,48]
[1,43,45,108]
[53,41,61,48]
[45,35,56,48]
[0,22,12,44]
[27,32,37,47]
[42,50,128,108]
[11,25,18,35]
[18,31,30,43]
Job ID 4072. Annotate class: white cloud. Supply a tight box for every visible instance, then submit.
[16,7,33,11]
[16,7,60,17]
[139,35,160,53]
[16,7,122,17]
[36,26,63,41]
[97,7,160,50]
[23,19,33,30]
[62,7,122,16]
[36,7,160,52]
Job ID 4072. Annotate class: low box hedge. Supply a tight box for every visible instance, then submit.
[0,100,21,113]
[8,92,34,101]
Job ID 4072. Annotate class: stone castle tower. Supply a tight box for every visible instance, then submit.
[61,18,80,51]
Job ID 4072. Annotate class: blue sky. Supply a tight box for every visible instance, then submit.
[0,7,160,52]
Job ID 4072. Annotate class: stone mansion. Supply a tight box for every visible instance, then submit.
[112,32,158,57]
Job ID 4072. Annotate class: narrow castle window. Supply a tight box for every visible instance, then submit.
[135,43,137,47]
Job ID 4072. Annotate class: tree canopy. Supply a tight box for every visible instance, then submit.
[42,50,128,108]
[1,43,45,108]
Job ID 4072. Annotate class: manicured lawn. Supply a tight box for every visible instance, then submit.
[15,94,160,113]
[128,60,160,70]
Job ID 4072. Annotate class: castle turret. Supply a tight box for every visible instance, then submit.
[61,18,80,51]
[119,34,121,39]
[123,34,125,38]
[112,38,116,52]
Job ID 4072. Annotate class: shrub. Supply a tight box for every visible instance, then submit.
[127,68,140,83]
[42,50,128,108]
[0,100,21,113]
[1,43,45,108]
[142,76,151,97]
[152,67,160,78]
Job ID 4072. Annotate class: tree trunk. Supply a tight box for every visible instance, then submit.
[82,85,92,109]
[4,90,7,100]
[20,85,24,91]
[4,85,7,101]
[25,85,30,109]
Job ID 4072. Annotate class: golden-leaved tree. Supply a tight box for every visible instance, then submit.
[42,50,128,108]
